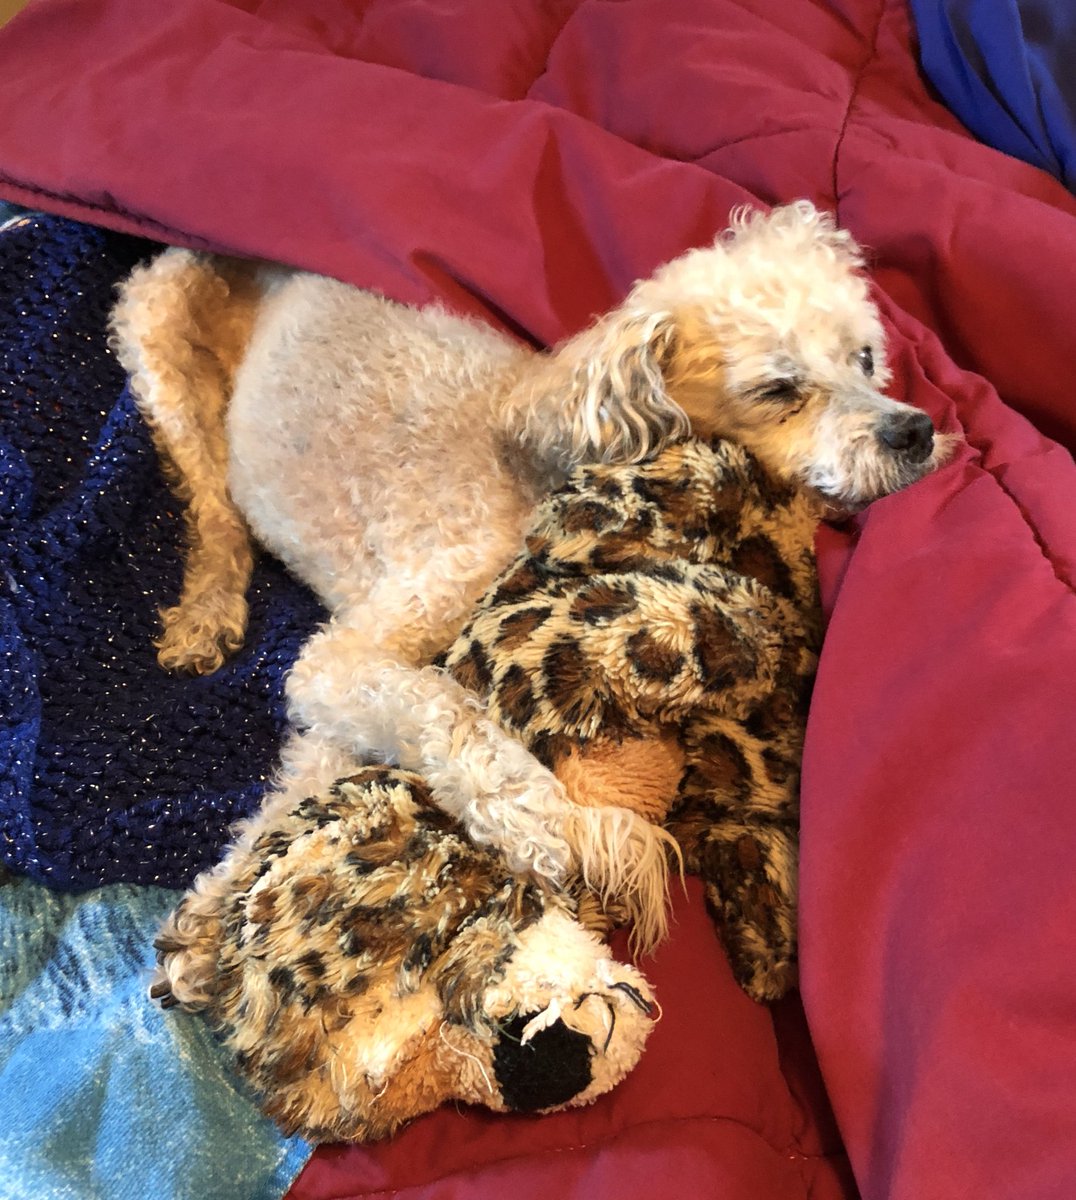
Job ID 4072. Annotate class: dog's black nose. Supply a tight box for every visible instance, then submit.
[877,411,934,462]
[492,1013,594,1112]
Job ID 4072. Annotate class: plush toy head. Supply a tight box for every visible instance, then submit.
[440,436,822,1000]
[152,767,654,1143]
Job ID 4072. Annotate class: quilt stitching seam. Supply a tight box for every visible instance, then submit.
[297,1111,849,1200]
[0,170,218,251]
[832,0,887,215]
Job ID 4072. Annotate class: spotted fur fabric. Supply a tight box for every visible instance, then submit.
[440,436,821,1000]
[153,767,655,1142]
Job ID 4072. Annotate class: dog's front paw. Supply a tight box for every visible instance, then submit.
[155,593,248,674]
[428,720,677,951]
[561,804,680,955]
[424,715,579,884]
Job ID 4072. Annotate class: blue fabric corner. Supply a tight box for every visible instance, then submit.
[0,877,313,1200]
[912,0,1076,190]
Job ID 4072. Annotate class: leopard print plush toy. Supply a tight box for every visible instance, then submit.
[439,435,821,1001]
[152,766,656,1142]
[153,435,819,1142]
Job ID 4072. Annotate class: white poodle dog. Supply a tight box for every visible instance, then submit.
[110,202,949,935]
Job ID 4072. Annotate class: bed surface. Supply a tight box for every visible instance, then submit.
[0,2,1074,1198]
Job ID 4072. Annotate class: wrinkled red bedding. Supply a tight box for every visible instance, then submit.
[1,1,1074,1197]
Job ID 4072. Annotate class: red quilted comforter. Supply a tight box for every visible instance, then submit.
[1,2,1074,1197]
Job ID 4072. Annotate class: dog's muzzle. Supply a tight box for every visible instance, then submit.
[876,410,935,463]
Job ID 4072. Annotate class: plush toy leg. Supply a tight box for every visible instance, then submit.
[696,820,798,1000]
[554,732,685,824]
[670,710,800,1001]
[668,827,798,1001]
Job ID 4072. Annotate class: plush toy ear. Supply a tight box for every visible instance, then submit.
[553,733,685,826]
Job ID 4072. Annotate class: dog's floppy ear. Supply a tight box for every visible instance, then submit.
[506,303,689,471]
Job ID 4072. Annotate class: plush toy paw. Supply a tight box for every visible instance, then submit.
[152,767,655,1142]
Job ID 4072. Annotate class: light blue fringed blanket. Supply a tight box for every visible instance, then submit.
[0,876,312,1200]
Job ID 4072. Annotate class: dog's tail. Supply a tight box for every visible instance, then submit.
[110,250,260,674]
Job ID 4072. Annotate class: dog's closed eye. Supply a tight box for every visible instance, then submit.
[755,379,801,404]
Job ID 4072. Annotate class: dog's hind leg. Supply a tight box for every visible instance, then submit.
[111,251,260,674]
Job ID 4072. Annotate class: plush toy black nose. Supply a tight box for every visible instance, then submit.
[492,1013,594,1112]
[877,411,935,462]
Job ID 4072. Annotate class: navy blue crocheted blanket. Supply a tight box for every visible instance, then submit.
[0,214,325,890]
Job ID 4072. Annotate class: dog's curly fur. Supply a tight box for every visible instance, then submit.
[110,202,951,938]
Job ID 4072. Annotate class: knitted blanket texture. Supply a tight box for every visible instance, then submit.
[0,214,324,890]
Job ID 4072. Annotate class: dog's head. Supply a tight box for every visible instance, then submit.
[519,201,952,511]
